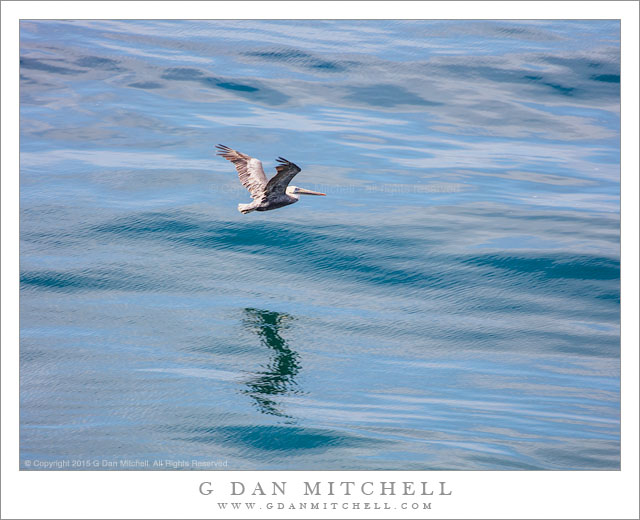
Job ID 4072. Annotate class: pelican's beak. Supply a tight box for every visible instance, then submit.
[297,188,326,196]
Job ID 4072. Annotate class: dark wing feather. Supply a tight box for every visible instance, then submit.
[264,157,302,196]
[215,144,268,200]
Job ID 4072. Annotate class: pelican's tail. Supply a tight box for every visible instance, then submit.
[238,203,256,214]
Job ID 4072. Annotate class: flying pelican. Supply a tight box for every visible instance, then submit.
[216,144,325,213]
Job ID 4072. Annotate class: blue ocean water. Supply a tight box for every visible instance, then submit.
[20,20,620,470]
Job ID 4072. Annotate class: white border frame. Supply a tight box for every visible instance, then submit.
[2,2,638,519]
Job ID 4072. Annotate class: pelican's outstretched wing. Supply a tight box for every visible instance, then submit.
[264,157,302,196]
[216,144,268,200]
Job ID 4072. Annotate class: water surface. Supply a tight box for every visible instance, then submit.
[20,20,620,470]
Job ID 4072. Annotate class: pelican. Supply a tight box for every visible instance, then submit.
[216,144,326,213]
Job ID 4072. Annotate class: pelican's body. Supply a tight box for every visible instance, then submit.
[238,185,315,213]
[216,144,325,213]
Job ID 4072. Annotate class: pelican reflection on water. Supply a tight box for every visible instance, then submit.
[241,308,301,418]
[216,144,326,214]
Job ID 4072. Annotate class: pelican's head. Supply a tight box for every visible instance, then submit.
[287,186,326,198]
